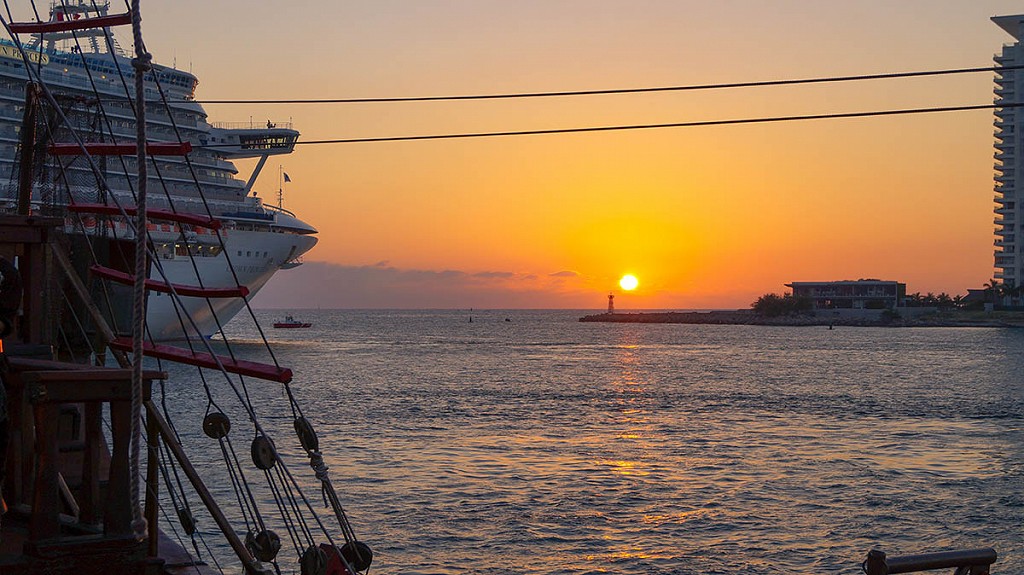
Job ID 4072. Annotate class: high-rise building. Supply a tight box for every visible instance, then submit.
[993,15,1024,287]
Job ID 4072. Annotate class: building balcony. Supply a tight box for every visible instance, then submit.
[996,193,1016,204]
[994,156,1014,167]
[995,225,1015,236]
[996,174,1016,184]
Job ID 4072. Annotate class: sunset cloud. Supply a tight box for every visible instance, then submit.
[253,262,599,309]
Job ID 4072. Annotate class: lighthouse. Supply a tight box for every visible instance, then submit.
[607,292,615,314]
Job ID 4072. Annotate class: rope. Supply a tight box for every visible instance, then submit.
[302,446,358,544]
[128,0,151,540]
[4,3,367,565]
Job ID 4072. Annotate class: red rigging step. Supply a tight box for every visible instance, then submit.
[8,12,132,34]
[109,338,292,384]
[68,203,221,229]
[90,265,249,298]
[48,142,192,156]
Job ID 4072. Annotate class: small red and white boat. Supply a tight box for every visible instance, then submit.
[274,315,312,328]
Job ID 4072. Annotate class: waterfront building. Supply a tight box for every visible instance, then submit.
[993,15,1024,287]
[785,280,906,310]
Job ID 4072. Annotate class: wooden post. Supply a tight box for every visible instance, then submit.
[29,401,60,540]
[145,402,159,557]
[17,223,54,345]
[104,398,132,535]
[80,401,102,524]
[4,376,27,507]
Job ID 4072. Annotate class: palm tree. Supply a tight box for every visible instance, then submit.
[983,279,1001,306]
[1009,283,1024,307]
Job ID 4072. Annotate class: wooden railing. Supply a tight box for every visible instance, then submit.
[3,355,165,543]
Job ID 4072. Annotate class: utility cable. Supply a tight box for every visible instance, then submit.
[196,102,1024,146]
[191,65,1024,104]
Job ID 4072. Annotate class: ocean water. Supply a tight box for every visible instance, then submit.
[151,310,1024,575]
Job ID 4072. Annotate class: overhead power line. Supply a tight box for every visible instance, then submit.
[197,102,1021,146]
[193,65,1024,105]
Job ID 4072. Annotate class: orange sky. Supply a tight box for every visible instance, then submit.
[120,2,1024,307]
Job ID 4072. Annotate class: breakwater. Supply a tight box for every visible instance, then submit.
[578,310,1022,327]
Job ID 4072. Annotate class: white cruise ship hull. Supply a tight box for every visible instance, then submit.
[144,227,318,341]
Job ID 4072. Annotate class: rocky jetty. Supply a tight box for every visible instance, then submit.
[578,310,1024,327]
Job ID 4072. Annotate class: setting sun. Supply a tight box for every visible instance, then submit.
[619,274,639,291]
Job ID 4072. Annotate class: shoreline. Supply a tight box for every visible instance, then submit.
[578,310,1024,328]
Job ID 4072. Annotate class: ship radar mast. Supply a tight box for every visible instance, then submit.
[278,165,288,208]
[29,0,125,54]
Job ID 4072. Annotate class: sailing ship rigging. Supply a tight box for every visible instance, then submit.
[0,1,369,573]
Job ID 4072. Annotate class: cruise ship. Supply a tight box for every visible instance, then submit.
[0,1,317,340]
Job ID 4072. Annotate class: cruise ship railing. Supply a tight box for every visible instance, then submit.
[862,548,997,575]
[209,120,294,130]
